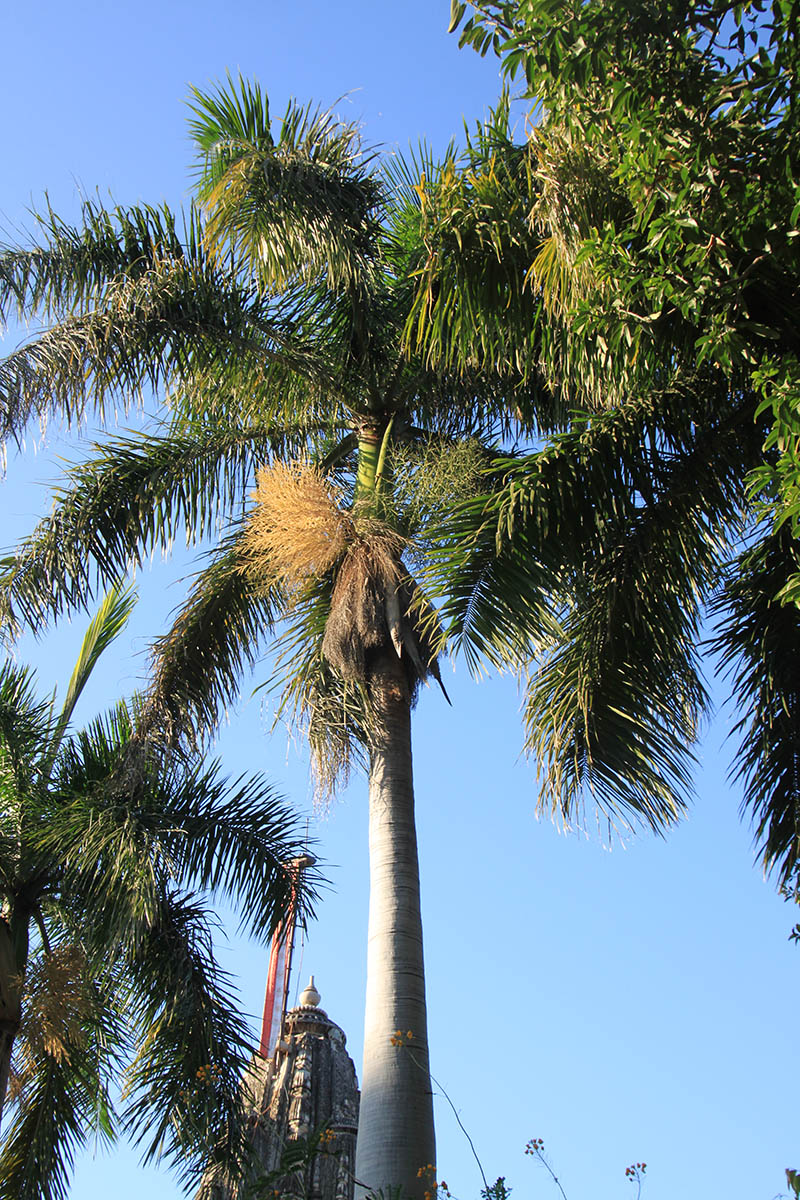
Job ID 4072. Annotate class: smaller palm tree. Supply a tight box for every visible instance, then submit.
[0,585,313,1200]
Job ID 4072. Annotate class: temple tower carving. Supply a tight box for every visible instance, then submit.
[199,978,359,1200]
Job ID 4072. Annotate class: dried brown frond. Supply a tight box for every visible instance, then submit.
[241,461,351,592]
[322,529,447,701]
[267,522,448,801]
[322,532,403,681]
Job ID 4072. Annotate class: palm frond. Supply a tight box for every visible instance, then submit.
[711,528,800,881]
[0,425,291,635]
[121,889,254,1185]
[0,663,52,767]
[380,140,453,278]
[142,527,284,746]
[406,98,543,379]
[0,198,192,323]
[525,611,704,835]
[434,378,757,664]
[188,76,385,294]
[427,378,763,830]
[45,702,166,939]
[0,202,280,444]
[519,407,758,832]
[188,73,274,179]
[424,444,572,672]
[46,692,312,945]
[0,984,116,1200]
[166,312,347,435]
[133,772,316,939]
[0,664,52,837]
[53,582,137,749]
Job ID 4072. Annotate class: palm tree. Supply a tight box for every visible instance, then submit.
[0,78,681,1197]
[0,584,313,1200]
[407,98,800,891]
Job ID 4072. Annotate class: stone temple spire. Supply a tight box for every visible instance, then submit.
[197,978,360,1200]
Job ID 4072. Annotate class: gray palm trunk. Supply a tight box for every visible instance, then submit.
[355,651,435,1200]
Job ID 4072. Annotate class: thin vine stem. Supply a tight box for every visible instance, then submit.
[403,1041,488,1191]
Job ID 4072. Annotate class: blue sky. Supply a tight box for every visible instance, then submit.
[1,3,797,1199]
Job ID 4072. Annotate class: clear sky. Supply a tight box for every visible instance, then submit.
[1,3,797,1199]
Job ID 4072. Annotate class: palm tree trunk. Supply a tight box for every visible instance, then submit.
[355,651,435,1200]
[0,911,27,1129]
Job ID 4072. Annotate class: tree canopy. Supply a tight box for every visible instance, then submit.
[449,0,800,542]
[450,1,799,359]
